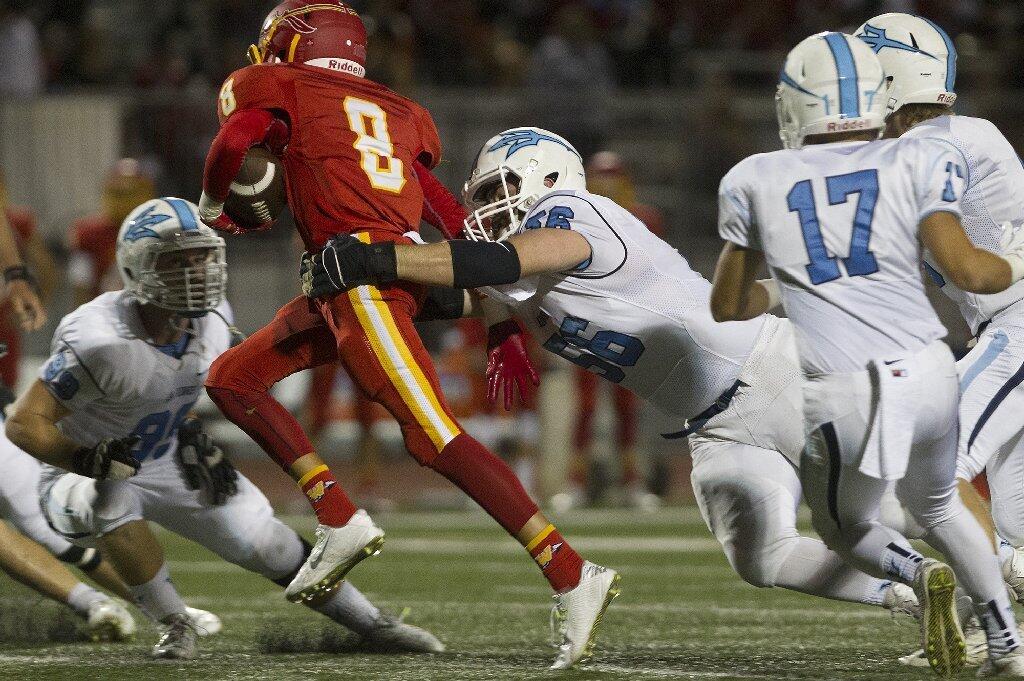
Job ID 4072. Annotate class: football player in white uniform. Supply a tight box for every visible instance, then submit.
[856,12,1024,601]
[711,32,1024,677]
[4,198,443,660]
[300,127,942,636]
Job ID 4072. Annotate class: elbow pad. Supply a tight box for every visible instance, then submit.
[449,240,521,289]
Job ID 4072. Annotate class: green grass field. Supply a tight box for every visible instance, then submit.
[0,507,956,680]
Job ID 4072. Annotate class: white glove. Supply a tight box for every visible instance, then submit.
[999,222,1024,283]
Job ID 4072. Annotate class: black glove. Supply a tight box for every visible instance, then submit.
[301,235,397,299]
[72,436,141,480]
[175,416,238,506]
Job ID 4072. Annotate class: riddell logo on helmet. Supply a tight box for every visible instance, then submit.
[304,57,366,77]
[826,120,871,132]
[937,93,957,105]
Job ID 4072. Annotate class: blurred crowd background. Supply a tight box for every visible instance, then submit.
[0,0,1021,511]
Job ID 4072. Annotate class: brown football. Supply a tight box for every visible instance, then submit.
[224,147,286,230]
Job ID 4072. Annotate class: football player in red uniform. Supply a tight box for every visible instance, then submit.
[68,159,156,306]
[0,171,57,386]
[199,2,612,668]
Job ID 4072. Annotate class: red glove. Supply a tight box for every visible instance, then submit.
[197,192,273,236]
[485,319,540,411]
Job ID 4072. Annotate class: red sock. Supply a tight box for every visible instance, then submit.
[298,465,356,527]
[207,385,356,526]
[526,525,583,593]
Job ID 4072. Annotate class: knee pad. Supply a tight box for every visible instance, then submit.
[725,543,784,589]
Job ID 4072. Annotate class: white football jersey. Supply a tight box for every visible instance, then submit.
[719,137,965,374]
[39,291,233,463]
[483,189,767,418]
[903,115,1024,333]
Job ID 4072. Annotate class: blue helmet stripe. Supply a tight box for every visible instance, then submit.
[918,16,956,92]
[164,198,199,231]
[823,33,859,117]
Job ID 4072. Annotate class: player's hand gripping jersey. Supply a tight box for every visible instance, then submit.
[903,115,1024,333]
[217,62,441,248]
[483,189,770,420]
[719,137,966,374]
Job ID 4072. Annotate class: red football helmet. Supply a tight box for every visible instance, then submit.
[248,1,367,77]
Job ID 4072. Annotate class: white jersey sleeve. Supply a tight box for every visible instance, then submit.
[717,166,759,249]
[39,315,129,409]
[904,115,1024,333]
[522,190,627,277]
[911,137,966,222]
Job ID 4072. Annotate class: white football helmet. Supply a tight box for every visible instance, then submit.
[463,127,586,242]
[776,32,889,149]
[855,13,957,114]
[117,198,227,317]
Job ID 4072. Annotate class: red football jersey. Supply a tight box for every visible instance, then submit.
[218,63,441,249]
[69,212,119,298]
[1,206,37,386]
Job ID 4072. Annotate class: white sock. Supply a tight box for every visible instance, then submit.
[130,563,188,623]
[309,581,381,635]
[773,537,895,606]
[975,595,1021,659]
[66,583,106,617]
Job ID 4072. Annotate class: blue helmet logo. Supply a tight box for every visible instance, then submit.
[856,24,938,60]
[487,129,581,160]
[123,205,172,242]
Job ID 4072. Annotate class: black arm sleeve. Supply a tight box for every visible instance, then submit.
[415,287,467,322]
[448,240,521,289]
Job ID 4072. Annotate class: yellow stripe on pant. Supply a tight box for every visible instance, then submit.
[346,233,461,452]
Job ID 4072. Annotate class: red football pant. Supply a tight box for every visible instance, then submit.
[206,233,541,538]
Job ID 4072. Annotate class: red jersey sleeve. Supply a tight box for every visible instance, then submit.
[413,104,442,170]
[217,64,292,125]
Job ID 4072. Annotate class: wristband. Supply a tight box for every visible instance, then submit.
[3,265,33,285]
[364,242,398,284]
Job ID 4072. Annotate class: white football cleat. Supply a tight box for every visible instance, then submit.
[186,607,222,637]
[1003,546,1024,603]
[362,613,445,653]
[285,510,385,604]
[882,582,919,620]
[979,646,1024,677]
[549,561,620,669]
[913,559,967,678]
[87,598,135,642]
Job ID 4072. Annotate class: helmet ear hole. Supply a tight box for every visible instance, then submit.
[544,172,559,187]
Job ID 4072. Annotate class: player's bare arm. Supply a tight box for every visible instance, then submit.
[6,381,138,480]
[709,242,779,322]
[304,227,591,296]
[0,210,46,332]
[920,211,1024,294]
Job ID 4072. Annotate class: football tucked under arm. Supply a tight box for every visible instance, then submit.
[199,109,290,229]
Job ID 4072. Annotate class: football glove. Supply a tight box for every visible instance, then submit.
[72,436,141,480]
[485,319,540,411]
[175,416,238,506]
[302,235,397,299]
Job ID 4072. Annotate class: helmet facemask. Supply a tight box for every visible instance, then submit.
[463,164,536,242]
[775,85,800,149]
[129,236,227,318]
